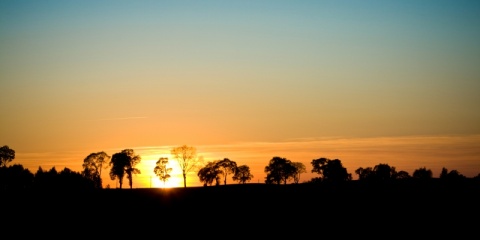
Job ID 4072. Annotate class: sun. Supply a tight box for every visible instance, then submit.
[137,155,186,188]
[151,173,184,188]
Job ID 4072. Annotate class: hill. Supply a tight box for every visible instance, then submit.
[2,180,479,236]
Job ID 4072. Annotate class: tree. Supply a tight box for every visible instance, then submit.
[58,167,96,190]
[154,157,172,188]
[124,149,141,189]
[109,149,141,189]
[109,152,127,189]
[473,173,480,180]
[445,169,466,180]
[170,145,204,188]
[412,167,432,180]
[197,161,222,186]
[82,151,111,189]
[292,162,306,184]
[311,158,350,183]
[372,163,396,182]
[440,167,448,179]
[355,167,374,180]
[216,158,237,185]
[264,156,296,185]
[0,145,15,168]
[439,167,466,182]
[233,165,254,184]
[33,166,59,189]
[395,170,411,179]
[0,164,34,190]
[355,164,399,182]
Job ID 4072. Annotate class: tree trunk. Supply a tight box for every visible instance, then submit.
[183,173,187,188]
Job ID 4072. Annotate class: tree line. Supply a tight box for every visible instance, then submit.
[1,144,479,191]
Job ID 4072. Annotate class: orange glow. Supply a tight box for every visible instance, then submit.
[133,154,186,188]
[11,135,480,189]
[2,1,480,192]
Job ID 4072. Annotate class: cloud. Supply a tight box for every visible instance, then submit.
[12,134,480,188]
[93,117,148,121]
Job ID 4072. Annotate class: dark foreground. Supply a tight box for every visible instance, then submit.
[2,180,479,237]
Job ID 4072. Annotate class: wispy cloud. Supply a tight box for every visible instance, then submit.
[94,117,148,121]
[12,134,480,188]
[132,134,480,180]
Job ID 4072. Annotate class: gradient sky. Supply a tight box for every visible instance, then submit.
[1,0,479,188]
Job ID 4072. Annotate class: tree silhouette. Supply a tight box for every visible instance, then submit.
[197,161,222,186]
[35,166,59,189]
[124,149,141,189]
[0,164,34,190]
[355,167,374,180]
[292,162,306,184]
[395,170,411,179]
[373,163,396,182]
[439,167,466,182]
[154,157,172,188]
[170,145,204,188]
[311,158,350,183]
[264,156,296,185]
[216,158,237,185]
[82,151,111,189]
[109,149,141,189]
[412,167,432,180]
[0,145,15,167]
[473,173,480,180]
[58,167,95,190]
[356,164,408,183]
[232,165,253,184]
[440,167,448,179]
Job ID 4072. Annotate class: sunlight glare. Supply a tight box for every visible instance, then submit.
[137,154,184,188]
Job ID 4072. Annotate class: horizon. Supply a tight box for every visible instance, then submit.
[1,1,479,188]
[8,134,480,188]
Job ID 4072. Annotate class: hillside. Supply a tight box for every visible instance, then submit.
[2,180,479,236]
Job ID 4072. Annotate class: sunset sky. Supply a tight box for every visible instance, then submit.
[1,0,479,188]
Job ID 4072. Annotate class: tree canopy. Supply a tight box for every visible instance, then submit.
[109,149,141,189]
[197,160,222,186]
[232,165,254,184]
[311,158,350,183]
[264,156,296,185]
[82,151,111,189]
[216,158,237,185]
[171,145,203,188]
[0,145,15,168]
[154,157,172,188]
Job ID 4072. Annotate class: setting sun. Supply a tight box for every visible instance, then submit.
[149,174,183,189]
[132,155,186,189]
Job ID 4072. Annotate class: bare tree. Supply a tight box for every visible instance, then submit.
[170,145,204,188]
[154,157,172,188]
[292,162,306,184]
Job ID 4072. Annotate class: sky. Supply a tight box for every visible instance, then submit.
[1,0,479,188]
